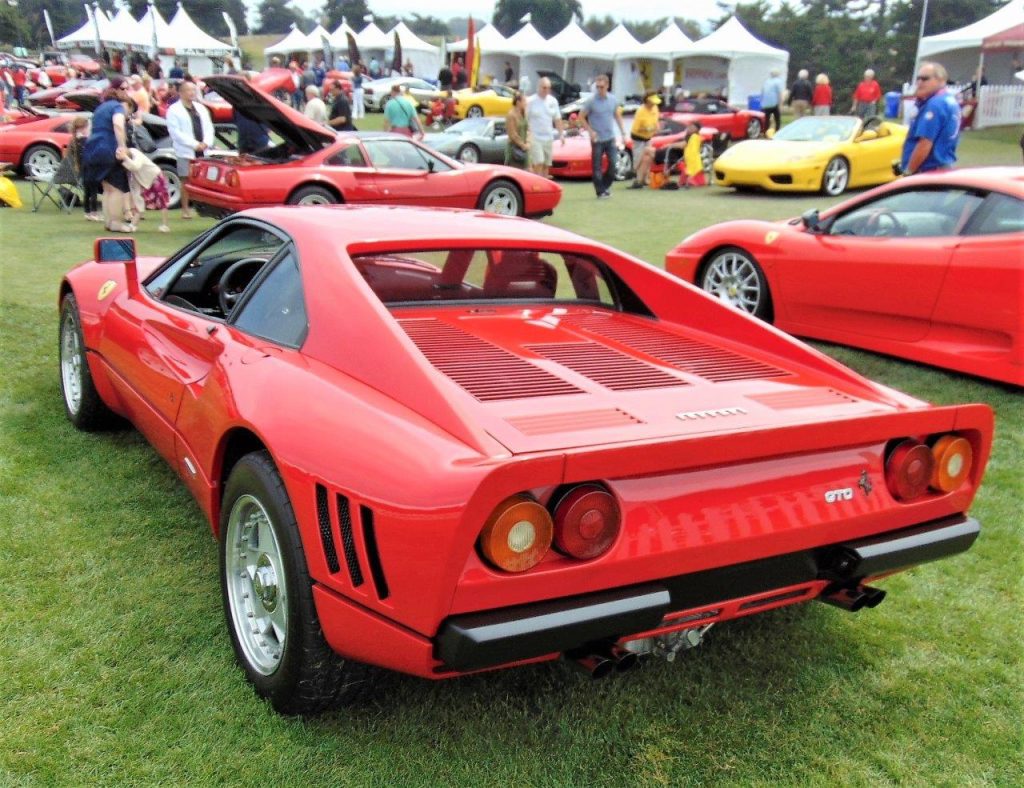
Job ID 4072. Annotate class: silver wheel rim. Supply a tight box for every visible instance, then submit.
[225,494,287,676]
[614,152,631,180]
[703,251,763,314]
[746,119,761,139]
[701,142,714,176]
[28,148,59,179]
[467,105,483,118]
[60,309,82,415]
[298,193,332,205]
[162,168,181,208]
[824,159,849,195]
[483,185,518,215]
[458,146,479,163]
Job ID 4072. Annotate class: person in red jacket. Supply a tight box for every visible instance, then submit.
[812,73,832,116]
[12,64,27,106]
[851,68,882,117]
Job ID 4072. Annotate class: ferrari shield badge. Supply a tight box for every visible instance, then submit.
[764,231,779,245]
[97,280,117,300]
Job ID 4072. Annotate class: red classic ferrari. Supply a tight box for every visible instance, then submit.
[0,110,80,179]
[60,205,990,714]
[186,76,561,218]
[666,168,1024,386]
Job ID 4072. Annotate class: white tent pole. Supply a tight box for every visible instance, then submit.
[914,0,930,77]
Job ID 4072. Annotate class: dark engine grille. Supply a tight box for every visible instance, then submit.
[399,318,583,401]
[335,493,364,587]
[565,314,790,383]
[315,484,340,574]
[525,342,687,391]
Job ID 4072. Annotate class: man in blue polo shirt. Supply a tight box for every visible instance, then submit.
[901,61,960,175]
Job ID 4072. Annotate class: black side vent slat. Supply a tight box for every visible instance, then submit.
[315,484,340,574]
[360,505,390,600]
[525,342,687,390]
[335,493,364,587]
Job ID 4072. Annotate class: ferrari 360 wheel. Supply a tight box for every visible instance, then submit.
[59,293,117,430]
[821,156,850,196]
[478,179,522,216]
[700,246,772,321]
[613,150,633,181]
[220,451,368,715]
[745,118,762,139]
[466,104,484,118]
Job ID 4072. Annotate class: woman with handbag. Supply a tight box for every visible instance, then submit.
[505,92,529,168]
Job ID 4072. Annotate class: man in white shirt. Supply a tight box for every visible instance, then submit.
[166,80,214,218]
[525,77,564,178]
[303,85,328,126]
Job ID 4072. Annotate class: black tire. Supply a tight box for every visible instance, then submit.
[157,161,181,209]
[220,451,370,715]
[821,156,850,196]
[59,293,118,430]
[23,143,61,179]
[456,144,480,163]
[477,179,523,216]
[699,246,773,321]
[288,185,340,206]
[466,104,484,118]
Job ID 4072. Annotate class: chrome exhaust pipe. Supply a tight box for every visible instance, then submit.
[818,584,887,612]
[567,649,616,679]
[606,644,639,673]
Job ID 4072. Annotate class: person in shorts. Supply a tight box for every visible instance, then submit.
[526,77,564,178]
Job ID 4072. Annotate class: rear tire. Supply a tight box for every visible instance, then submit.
[821,156,850,196]
[220,451,370,715]
[288,185,340,206]
[466,105,484,118]
[457,144,480,163]
[477,179,522,216]
[59,293,118,430]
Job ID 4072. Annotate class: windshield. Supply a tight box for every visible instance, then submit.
[446,118,491,135]
[774,116,858,142]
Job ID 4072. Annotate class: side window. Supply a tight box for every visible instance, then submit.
[326,142,368,167]
[493,120,506,137]
[829,188,984,238]
[965,193,1024,236]
[231,250,308,347]
[364,139,452,172]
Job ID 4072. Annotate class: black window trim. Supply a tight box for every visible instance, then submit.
[959,189,1023,237]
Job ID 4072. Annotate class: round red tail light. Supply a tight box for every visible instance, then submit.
[478,494,553,573]
[885,439,935,501]
[930,434,973,493]
[552,484,621,560]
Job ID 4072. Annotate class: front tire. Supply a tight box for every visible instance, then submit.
[288,185,340,206]
[745,118,762,139]
[613,149,633,181]
[220,451,369,715]
[59,293,117,430]
[24,144,61,179]
[477,179,522,216]
[700,246,773,321]
[821,156,850,196]
[457,144,480,163]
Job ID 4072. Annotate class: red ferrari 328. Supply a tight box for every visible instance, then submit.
[666,168,1024,386]
[186,76,561,219]
[60,207,990,714]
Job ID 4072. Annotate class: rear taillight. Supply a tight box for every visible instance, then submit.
[478,494,553,573]
[552,484,621,560]
[225,170,239,188]
[885,439,934,501]
[930,434,973,493]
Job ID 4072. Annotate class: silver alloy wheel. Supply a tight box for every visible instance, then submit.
[225,494,288,676]
[59,308,83,415]
[26,146,60,179]
[458,145,479,163]
[613,150,632,180]
[482,185,519,215]
[746,118,761,139]
[702,250,763,315]
[161,166,181,209]
[701,142,714,177]
[467,105,484,118]
[298,193,332,205]
[823,157,850,196]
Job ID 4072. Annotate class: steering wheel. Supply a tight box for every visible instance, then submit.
[217,257,267,316]
[865,209,906,237]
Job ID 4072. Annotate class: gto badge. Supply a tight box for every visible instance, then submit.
[764,231,779,245]
[97,280,117,300]
[824,487,854,503]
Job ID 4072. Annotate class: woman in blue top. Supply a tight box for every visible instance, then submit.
[83,76,134,232]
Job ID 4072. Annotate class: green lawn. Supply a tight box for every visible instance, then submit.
[1,126,1021,785]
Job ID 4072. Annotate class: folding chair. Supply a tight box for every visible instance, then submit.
[30,152,83,213]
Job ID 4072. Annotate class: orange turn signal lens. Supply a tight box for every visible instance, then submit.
[885,439,935,501]
[478,494,553,573]
[552,484,621,560]
[930,434,973,493]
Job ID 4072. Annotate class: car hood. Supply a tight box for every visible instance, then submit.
[203,75,336,154]
[423,130,479,147]
[720,139,839,164]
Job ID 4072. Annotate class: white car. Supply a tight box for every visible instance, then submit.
[361,77,439,111]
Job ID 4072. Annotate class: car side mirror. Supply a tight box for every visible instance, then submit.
[427,158,435,173]
[95,237,139,294]
[801,209,822,232]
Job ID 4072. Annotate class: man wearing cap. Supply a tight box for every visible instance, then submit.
[628,91,660,189]
[900,61,960,175]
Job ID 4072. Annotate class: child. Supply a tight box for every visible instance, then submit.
[141,167,170,232]
[681,121,707,188]
[71,116,101,221]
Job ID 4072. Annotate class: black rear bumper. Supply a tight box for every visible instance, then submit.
[436,515,979,672]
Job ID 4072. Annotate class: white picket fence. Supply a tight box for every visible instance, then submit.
[974,84,1024,129]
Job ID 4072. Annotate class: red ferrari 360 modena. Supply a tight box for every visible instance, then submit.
[186,76,561,219]
[60,206,990,714]
[666,167,1024,386]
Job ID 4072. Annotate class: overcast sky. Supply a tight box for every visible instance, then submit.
[276,1,736,29]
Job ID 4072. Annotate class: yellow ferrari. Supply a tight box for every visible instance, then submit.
[712,115,908,196]
[453,84,516,119]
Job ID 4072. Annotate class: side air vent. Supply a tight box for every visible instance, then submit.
[748,388,859,409]
[360,506,390,600]
[335,494,364,587]
[506,408,643,435]
[399,318,583,401]
[315,484,340,574]
[566,314,790,383]
[525,342,687,391]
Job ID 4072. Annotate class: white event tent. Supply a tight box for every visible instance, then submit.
[105,8,148,50]
[449,24,511,81]
[166,2,232,74]
[686,16,789,105]
[918,0,1024,83]
[593,24,647,95]
[55,7,116,51]
[264,24,310,60]
[641,23,695,90]
[389,21,440,77]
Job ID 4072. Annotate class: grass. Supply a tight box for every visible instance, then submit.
[1,124,1022,785]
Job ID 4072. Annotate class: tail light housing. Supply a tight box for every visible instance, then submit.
[478,494,553,573]
[885,439,934,501]
[225,169,239,188]
[552,484,621,560]
[930,434,973,493]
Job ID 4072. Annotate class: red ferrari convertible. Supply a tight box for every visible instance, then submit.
[185,76,561,218]
[60,206,990,714]
[666,168,1024,386]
